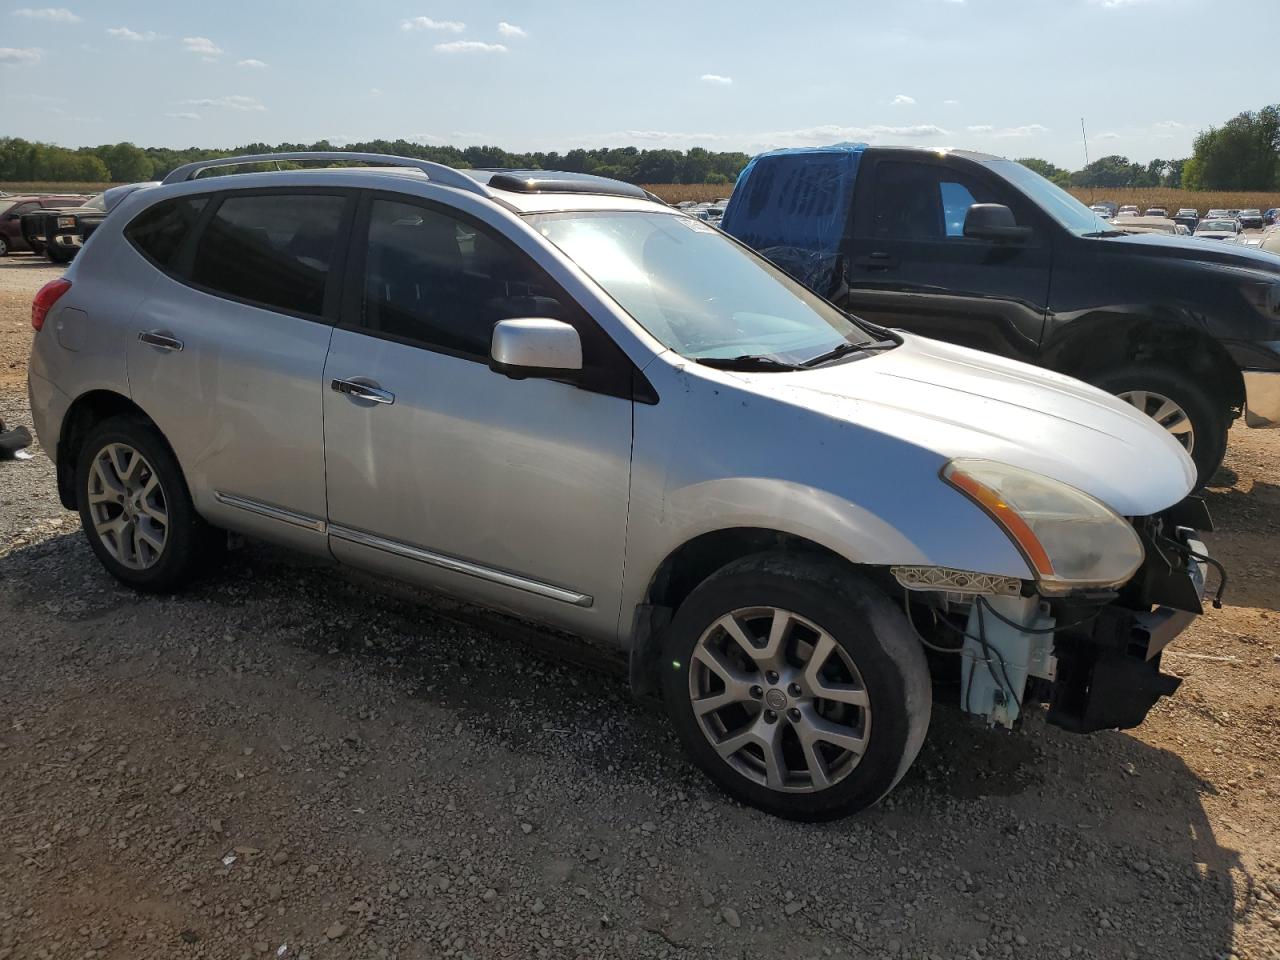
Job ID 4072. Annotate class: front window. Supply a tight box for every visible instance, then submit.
[527,210,875,364]
[984,159,1111,235]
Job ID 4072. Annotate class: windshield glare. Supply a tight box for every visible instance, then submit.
[527,210,874,364]
[984,160,1112,235]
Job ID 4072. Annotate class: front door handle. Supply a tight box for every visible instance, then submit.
[331,378,395,405]
[854,252,899,270]
[138,330,184,351]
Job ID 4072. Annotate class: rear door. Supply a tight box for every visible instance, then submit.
[126,189,354,554]
[321,193,634,642]
[843,153,1053,362]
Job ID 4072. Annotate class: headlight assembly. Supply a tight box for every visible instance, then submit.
[943,459,1145,594]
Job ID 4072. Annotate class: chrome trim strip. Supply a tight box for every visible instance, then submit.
[213,492,327,533]
[328,524,593,608]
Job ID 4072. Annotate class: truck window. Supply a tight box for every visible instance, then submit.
[869,161,1004,241]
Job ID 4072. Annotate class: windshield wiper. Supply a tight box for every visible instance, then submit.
[694,355,802,372]
[802,339,898,368]
[1082,229,1128,238]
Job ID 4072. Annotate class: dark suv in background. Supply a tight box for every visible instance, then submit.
[0,194,87,256]
[721,145,1280,485]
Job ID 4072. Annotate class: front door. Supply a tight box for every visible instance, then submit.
[843,154,1053,362]
[322,195,634,642]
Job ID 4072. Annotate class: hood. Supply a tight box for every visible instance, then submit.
[732,335,1196,517]
[1103,230,1280,272]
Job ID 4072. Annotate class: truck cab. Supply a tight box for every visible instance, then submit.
[721,145,1280,486]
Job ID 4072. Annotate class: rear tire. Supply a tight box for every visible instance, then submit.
[661,553,931,821]
[46,244,73,264]
[0,235,8,256]
[75,416,217,592]
[1089,364,1228,488]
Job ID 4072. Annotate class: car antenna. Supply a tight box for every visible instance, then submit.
[1080,117,1093,204]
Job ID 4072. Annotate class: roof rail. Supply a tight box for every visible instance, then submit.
[159,151,490,197]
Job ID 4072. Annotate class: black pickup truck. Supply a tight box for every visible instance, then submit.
[720,145,1280,485]
[21,182,156,263]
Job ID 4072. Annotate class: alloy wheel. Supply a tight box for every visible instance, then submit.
[688,606,872,793]
[86,442,169,570]
[1116,389,1195,454]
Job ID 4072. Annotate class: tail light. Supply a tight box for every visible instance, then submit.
[32,277,72,332]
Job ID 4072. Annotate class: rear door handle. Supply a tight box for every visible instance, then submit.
[138,330,183,351]
[854,252,899,270]
[331,378,395,405]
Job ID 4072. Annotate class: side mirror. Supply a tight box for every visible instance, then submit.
[963,203,1032,243]
[490,318,583,380]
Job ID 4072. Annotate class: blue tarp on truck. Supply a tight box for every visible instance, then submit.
[720,143,865,294]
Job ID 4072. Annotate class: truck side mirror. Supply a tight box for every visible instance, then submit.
[963,204,1032,244]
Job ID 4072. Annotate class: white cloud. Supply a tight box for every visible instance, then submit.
[943,99,959,105]
[891,94,915,105]
[182,36,223,56]
[0,47,42,64]
[401,16,465,33]
[1089,0,1151,6]
[700,73,732,85]
[497,21,526,37]
[107,26,159,41]
[164,112,201,120]
[604,123,950,149]
[1095,131,1122,141]
[182,95,266,112]
[237,58,267,68]
[434,40,507,53]
[967,123,1049,138]
[12,7,80,22]
[370,87,382,95]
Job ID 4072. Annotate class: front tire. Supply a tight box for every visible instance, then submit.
[0,234,8,256]
[1089,364,1228,487]
[75,416,215,592]
[661,554,931,821]
[46,243,73,264]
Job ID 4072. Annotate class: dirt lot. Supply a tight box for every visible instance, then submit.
[0,253,1277,960]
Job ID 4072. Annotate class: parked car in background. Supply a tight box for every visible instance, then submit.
[0,193,88,256]
[720,144,1280,485]
[1173,208,1200,233]
[1112,216,1181,236]
[1092,200,1119,218]
[1117,205,1140,217]
[1206,208,1230,219]
[1194,217,1243,240]
[1089,204,1114,219]
[1264,208,1279,226]
[27,151,1215,821]
[20,183,158,263]
[1144,207,1168,217]
[1237,209,1264,229]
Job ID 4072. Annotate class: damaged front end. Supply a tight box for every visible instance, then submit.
[895,496,1216,733]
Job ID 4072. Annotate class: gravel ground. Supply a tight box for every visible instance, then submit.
[0,252,1278,960]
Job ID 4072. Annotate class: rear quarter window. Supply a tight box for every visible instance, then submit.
[125,197,208,270]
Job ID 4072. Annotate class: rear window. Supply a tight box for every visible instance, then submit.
[190,193,346,318]
[125,197,207,269]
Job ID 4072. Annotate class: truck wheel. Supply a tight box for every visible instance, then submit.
[46,245,73,264]
[1090,364,1227,487]
[661,553,931,821]
[75,416,218,592]
[0,235,8,256]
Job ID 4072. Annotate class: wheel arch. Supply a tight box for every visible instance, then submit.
[627,527,893,699]
[55,390,175,509]
[1042,312,1245,418]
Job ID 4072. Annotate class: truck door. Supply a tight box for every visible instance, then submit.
[842,153,1052,362]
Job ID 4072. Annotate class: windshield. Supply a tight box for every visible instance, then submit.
[1198,220,1236,231]
[80,193,106,211]
[984,159,1112,235]
[527,210,875,363]
[1242,209,1261,216]
[0,200,14,216]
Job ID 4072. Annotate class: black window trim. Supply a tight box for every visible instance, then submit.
[336,189,655,403]
[128,186,359,327]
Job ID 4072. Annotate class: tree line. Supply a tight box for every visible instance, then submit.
[0,137,749,186]
[4,103,1278,190]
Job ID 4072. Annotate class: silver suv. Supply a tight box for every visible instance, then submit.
[28,153,1212,820]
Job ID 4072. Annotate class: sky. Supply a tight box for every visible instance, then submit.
[1,0,1276,169]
